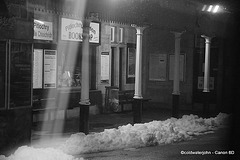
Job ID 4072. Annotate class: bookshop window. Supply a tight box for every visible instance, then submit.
[57,43,82,88]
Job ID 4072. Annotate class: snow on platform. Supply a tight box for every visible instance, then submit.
[0,113,229,160]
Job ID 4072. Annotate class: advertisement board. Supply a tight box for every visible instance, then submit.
[61,18,100,43]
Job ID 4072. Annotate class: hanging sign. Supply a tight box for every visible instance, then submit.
[61,18,100,43]
[34,19,53,40]
[44,50,57,88]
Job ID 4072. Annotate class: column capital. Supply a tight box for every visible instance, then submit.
[83,18,92,27]
[201,35,213,43]
[82,18,92,39]
[171,30,185,39]
[131,24,147,35]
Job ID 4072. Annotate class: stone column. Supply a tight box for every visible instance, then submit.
[201,35,212,117]
[131,24,146,123]
[79,19,91,134]
[131,24,146,99]
[172,31,183,118]
[201,35,212,93]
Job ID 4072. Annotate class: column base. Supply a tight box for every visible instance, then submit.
[133,98,143,123]
[79,103,90,134]
[172,94,180,118]
[203,92,210,118]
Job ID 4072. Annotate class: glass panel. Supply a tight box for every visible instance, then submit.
[57,43,82,88]
[0,41,6,109]
[10,42,32,108]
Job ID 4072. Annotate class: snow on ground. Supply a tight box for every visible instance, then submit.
[0,113,229,160]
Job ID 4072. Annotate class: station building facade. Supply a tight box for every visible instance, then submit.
[0,0,238,154]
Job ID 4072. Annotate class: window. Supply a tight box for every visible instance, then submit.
[10,42,32,108]
[110,26,115,42]
[119,28,123,43]
[126,43,136,84]
[57,43,82,88]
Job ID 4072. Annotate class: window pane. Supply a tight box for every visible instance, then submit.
[57,43,82,88]
[10,42,32,108]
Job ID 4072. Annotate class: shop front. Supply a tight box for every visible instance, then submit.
[32,12,102,122]
[0,8,33,155]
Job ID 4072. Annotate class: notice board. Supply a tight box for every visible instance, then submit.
[149,54,167,81]
[33,49,43,89]
[44,50,57,88]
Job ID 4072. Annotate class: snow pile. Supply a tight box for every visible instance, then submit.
[60,113,229,155]
[0,146,84,160]
[0,113,229,160]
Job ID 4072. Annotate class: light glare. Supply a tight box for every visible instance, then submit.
[207,5,213,12]
[212,5,220,13]
[34,19,44,24]
[202,5,207,11]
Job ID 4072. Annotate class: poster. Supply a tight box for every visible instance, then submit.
[33,49,43,89]
[169,54,185,81]
[101,52,110,82]
[127,48,136,78]
[149,54,167,81]
[44,50,57,88]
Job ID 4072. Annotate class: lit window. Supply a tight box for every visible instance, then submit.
[110,27,115,42]
[119,28,123,43]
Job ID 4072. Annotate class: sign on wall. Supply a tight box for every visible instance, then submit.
[101,52,110,83]
[34,19,53,40]
[61,18,100,43]
[149,54,167,81]
[44,50,57,88]
[33,49,43,89]
[198,76,214,90]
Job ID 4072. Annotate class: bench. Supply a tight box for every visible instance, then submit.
[118,90,135,112]
[108,89,151,112]
[32,97,59,121]
[32,90,103,121]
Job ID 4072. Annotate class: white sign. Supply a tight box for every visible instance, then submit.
[101,52,110,82]
[149,54,167,81]
[34,19,53,40]
[33,49,43,89]
[61,18,100,43]
[44,50,57,88]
